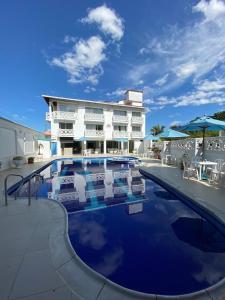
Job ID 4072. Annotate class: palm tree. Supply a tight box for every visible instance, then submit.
[151,124,165,136]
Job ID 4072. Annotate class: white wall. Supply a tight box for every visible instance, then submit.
[0,118,50,171]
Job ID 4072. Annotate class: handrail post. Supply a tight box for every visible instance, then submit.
[28,179,31,206]
[4,174,24,206]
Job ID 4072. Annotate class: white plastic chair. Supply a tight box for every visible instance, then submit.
[183,160,199,180]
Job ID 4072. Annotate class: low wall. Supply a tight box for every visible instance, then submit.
[152,136,225,163]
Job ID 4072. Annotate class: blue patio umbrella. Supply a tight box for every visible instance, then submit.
[144,134,160,141]
[158,129,189,139]
[178,116,225,158]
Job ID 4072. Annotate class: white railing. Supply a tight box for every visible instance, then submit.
[46,112,51,121]
[112,115,129,123]
[58,129,74,137]
[86,173,105,182]
[113,170,130,179]
[132,183,144,193]
[113,131,128,138]
[84,113,104,122]
[85,130,104,138]
[86,188,105,199]
[131,132,144,138]
[52,111,77,120]
[131,117,143,124]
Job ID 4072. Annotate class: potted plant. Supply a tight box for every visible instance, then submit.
[152,146,161,159]
[12,156,24,168]
[28,157,35,164]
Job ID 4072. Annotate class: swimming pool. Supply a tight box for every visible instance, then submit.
[10,157,225,296]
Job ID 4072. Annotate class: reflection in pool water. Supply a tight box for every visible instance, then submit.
[13,158,225,295]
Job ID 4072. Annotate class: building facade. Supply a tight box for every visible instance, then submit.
[43,90,146,156]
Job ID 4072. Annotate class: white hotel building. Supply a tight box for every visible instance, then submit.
[43,90,146,156]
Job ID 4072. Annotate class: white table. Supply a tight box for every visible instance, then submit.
[193,161,217,180]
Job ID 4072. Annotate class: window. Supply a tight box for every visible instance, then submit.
[132,111,141,117]
[114,110,127,116]
[59,123,73,129]
[114,125,127,131]
[58,104,75,112]
[86,124,103,130]
[86,107,103,114]
[132,126,141,132]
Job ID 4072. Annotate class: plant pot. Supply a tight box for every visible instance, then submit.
[13,159,23,168]
[28,157,34,164]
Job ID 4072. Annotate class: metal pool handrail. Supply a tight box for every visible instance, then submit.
[4,174,24,206]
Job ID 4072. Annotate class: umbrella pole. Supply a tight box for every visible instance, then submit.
[202,128,206,160]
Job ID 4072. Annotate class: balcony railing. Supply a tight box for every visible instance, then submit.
[51,111,77,120]
[131,132,144,139]
[46,112,51,121]
[131,117,143,124]
[85,130,104,138]
[84,113,104,122]
[113,131,128,138]
[112,115,129,123]
[58,129,74,137]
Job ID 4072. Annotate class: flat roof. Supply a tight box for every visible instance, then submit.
[0,116,45,135]
[42,95,145,110]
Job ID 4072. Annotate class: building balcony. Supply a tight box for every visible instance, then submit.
[84,113,104,122]
[113,131,128,138]
[85,130,104,138]
[131,132,144,139]
[58,129,75,137]
[49,111,77,121]
[112,115,129,123]
[131,117,143,124]
[46,112,51,121]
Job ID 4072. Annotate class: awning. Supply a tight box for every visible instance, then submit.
[114,138,128,142]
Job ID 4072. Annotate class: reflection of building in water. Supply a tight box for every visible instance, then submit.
[48,160,146,212]
[126,202,143,215]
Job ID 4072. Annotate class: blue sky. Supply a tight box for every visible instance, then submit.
[1,0,225,132]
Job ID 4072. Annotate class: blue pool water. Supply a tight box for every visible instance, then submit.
[12,158,225,295]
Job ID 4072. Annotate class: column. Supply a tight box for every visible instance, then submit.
[104,140,107,154]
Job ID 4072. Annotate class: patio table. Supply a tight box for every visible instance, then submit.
[193,161,217,180]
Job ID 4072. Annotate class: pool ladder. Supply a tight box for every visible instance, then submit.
[4,173,44,206]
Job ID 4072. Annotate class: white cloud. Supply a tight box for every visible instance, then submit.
[175,63,197,79]
[170,120,182,127]
[63,35,77,43]
[84,86,96,93]
[51,36,106,85]
[149,78,225,107]
[155,74,169,86]
[193,0,225,21]
[81,5,124,41]
[133,0,225,92]
[106,88,126,98]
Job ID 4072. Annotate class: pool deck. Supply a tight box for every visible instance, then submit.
[0,158,225,300]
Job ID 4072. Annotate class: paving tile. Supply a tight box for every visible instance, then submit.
[58,257,105,300]
[10,249,63,299]
[0,236,31,259]
[0,255,23,300]
[98,281,156,300]
[49,233,74,269]
[15,286,82,300]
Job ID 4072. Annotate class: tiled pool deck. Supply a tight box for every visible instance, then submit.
[0,158,225,300]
